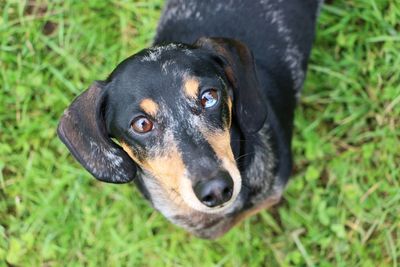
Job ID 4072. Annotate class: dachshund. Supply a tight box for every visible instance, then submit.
[58,0,322,239]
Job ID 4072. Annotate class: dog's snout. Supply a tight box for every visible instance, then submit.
[193,171,234,207]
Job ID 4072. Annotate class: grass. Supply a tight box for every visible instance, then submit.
[0,0,399,266]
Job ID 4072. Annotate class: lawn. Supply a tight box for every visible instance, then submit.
[1,0,399,266]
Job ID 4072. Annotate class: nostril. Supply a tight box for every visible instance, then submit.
[222,187,233,199]
[202,195,213,204]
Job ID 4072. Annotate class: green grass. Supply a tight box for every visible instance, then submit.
[1,0,399,266]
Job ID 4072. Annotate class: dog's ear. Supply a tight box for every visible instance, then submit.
[57,82,137,183]
[195,37,267,134]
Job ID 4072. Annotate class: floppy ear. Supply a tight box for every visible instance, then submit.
[195,37,267,134]
[57,82,137,183]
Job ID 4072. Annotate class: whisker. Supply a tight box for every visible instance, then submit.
[235,152,256,161]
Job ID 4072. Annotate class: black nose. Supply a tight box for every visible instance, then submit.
[193,171,234,207]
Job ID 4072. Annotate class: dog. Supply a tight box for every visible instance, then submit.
[58,0,322,239]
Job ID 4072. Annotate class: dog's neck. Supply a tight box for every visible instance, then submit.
[230,101,291,208]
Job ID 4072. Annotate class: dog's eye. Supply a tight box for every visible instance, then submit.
[201,89,218,109]
[131,116,153,133]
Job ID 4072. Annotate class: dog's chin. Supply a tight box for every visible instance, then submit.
[168,194,245,239]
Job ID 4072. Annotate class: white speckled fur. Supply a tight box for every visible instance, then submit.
[244,121,279,205]
[141,43,183,62]
[157,0,202,32]
[259,0,305,97]
[88,140,125,182]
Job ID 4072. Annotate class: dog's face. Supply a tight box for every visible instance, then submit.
[107,44,242,215]
[58,38,267,234]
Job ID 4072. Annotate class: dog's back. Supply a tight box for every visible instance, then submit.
[156,1,319,52]
[155,0,320,88]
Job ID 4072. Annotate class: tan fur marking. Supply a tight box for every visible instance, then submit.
[205,130,235,163]
[120,142,142,165]
[227,96,233,128]
[121,139,190,211]
[140,98,159,117]
[141,142,189,209]
[142,152,184,191]
[183,78,200,98]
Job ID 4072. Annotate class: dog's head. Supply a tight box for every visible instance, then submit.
[58,38,267,234]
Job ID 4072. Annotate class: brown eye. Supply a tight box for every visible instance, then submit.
[200,89,218,108]
[131,116,153,133]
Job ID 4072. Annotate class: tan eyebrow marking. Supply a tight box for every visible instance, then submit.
[140,98,159,117]
[183,77,200,98]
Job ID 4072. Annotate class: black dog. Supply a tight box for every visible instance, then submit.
[58,0,322,239]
